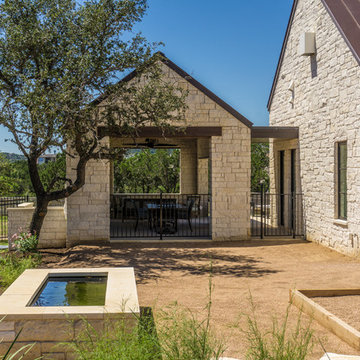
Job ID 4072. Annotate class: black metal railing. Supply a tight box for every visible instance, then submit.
[110,193,211,239]
[0,196,30,240]
[250,192,304,238]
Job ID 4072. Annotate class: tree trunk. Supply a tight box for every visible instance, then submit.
[27,152,88,240]
[29,196,49,239]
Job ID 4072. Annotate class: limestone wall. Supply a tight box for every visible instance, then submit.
[269,0,360,255]
[0,316,137,360]
[66,154,111,247]
[180,139,197,194]
[8,206,66,248]
[162,64,251,240]
[66,60,251,243]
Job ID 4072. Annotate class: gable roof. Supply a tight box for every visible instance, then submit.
[94,52,252,128]
[267,0,360,111]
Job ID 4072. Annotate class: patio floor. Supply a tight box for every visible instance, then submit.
[40,238,360,359]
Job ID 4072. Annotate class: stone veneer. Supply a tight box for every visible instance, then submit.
[0,268,139,360]
[66,148,111,247]
[66,62,251,245]
[269,0,360,255]
[7,205,66,248]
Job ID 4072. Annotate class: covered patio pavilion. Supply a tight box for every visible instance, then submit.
[108,126,217,240]
[65,54,252,246]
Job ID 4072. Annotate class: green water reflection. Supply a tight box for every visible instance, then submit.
[31,276,107,306]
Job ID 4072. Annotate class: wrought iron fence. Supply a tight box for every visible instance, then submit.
[0,196,29,241]
[110,193,211,239]
[250,192,304,238]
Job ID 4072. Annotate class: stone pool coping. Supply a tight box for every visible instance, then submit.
[0,267,139,320]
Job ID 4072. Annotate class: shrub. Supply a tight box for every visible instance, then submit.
[157,303,225,360]
[11,231,38,253]
[71,306,224,360]
[70,314,161,360]
[70,272,224,360]
[0,252,41,289]
[244,297,314,360]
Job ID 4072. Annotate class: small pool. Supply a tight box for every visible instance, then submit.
[31,275,107,307]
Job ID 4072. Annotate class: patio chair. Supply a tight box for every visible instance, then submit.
[186,195,201,217]
[111,195,123,219]
[123,199,148,232]
[130,199,150,232]
[178,198,195,232]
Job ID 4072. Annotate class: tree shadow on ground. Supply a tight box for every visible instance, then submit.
[40,242,281,284]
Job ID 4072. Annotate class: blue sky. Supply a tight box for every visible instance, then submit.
[1,0,293,154]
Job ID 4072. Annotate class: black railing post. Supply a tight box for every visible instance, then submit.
[159,191,163,240]
[260,183,264,239]
[292,192,296,239]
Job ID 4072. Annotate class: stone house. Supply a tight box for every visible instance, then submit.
[12,54,282,247]
[268,0,360,255]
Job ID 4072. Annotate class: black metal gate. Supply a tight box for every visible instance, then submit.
[250,191,304,238]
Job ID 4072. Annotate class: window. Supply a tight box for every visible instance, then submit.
[337,142,347,220]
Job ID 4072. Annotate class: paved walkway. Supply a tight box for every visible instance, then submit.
[41,238,360,359]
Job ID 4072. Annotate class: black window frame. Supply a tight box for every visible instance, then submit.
[337,141,347,220]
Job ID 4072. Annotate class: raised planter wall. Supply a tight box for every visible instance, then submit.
[7,206,67,248]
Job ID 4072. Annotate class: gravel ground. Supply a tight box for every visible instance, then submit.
[313,295,360,332]
[39,238,360,359]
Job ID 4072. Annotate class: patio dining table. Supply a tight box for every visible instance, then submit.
[146,202,188,233]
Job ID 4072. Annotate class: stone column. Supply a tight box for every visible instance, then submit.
[197,138,209,195]
[66,139,111,246]
[210,125,251,241]
[180,141,197,194]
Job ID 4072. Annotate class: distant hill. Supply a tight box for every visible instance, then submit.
[1,152,26,161]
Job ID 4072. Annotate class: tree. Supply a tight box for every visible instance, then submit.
[0,0,187,237]
[251,143,269,192]
[0,153,22,194]
[114,149,179,193]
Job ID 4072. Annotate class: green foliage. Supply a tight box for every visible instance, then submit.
[10,159,32,195]
[70,303,224,360]
[1,153,25,162]
[38,153,66,193]
[244,298,313,360]
[0,154,23,195]
[114,149,180,193]
[0,0,187,235]
[0,153,66,196]
[12,231,38,253]
[0,252,41,289]
[158,304,225,360]
[70,315,162,360]
[1,326,37,360]
[70,275,223,360]
[251,143,269,192]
